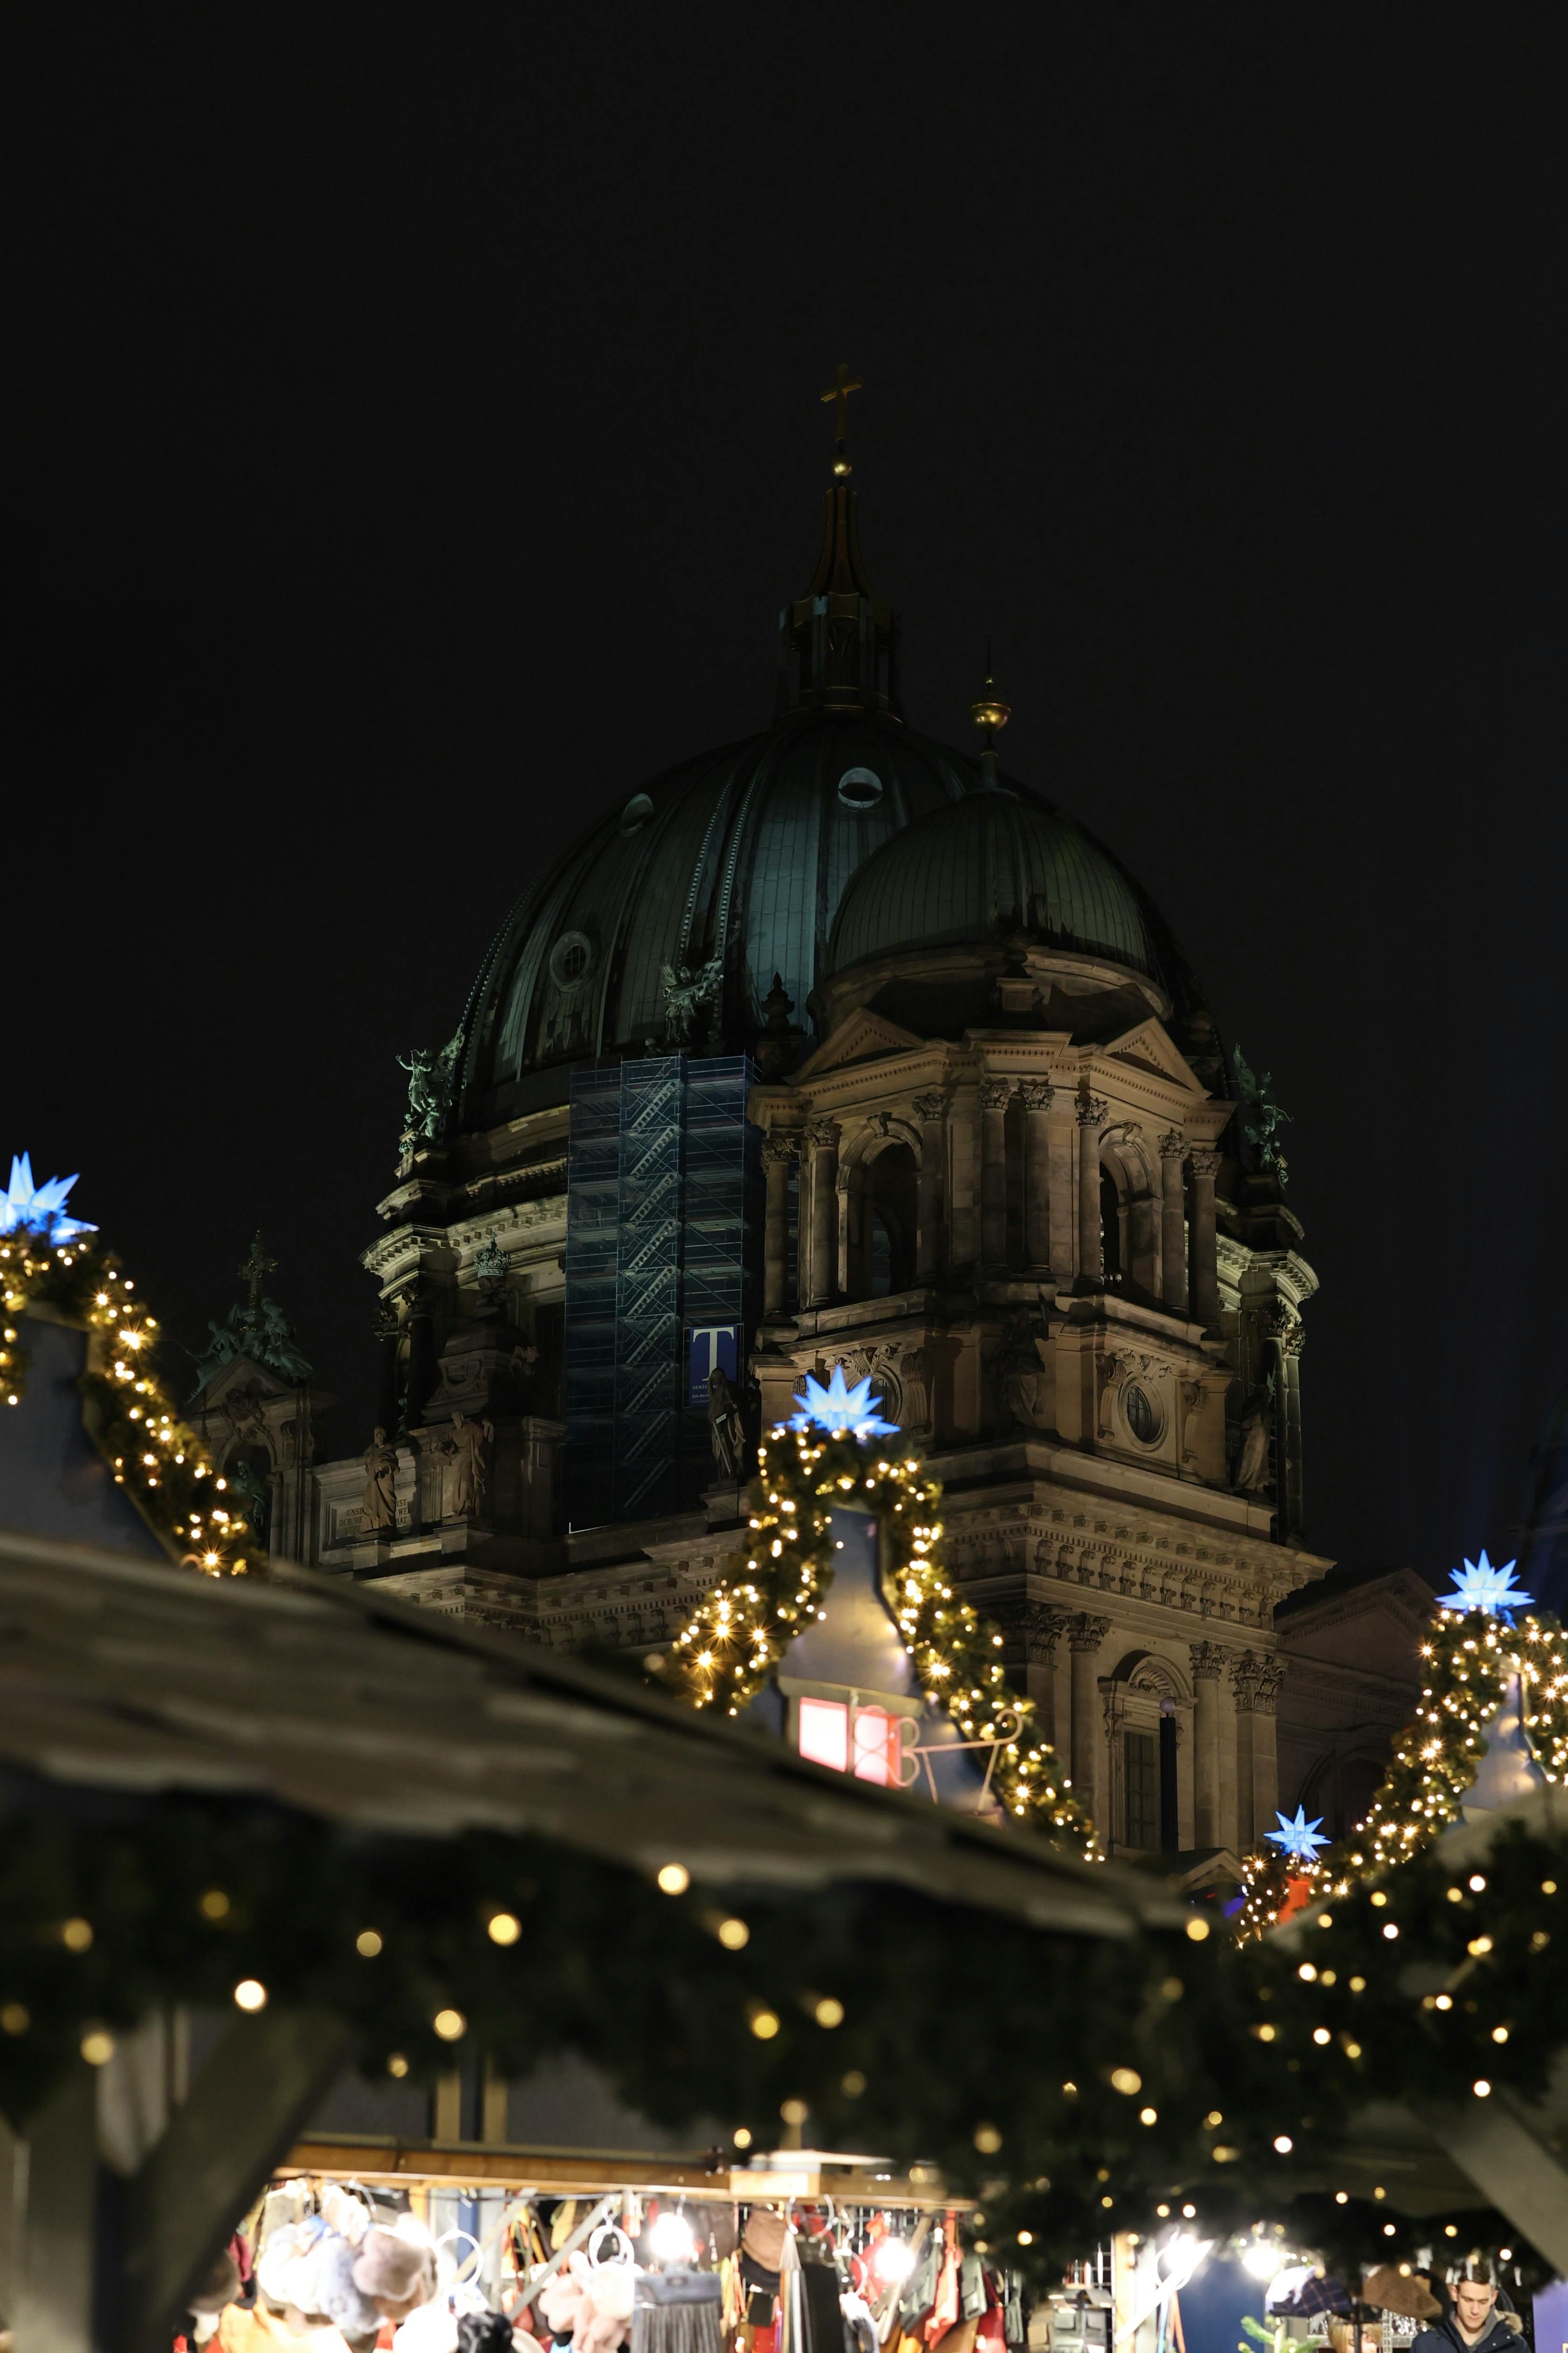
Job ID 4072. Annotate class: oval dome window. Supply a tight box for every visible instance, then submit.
[620,792,654,832]
[838,766,884,810]
[1122,1382,1161,1446]
[549,931,594,989]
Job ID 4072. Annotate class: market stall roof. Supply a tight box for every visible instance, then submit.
[0,1524,1183,1938]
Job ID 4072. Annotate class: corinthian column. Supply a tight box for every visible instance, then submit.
[805,1119,839,1307]
[1159,1132,1188,1314]
[980,1077,1012,1271]
[1189,1639,1224,1849]
[762,1133,798,1318]
[1076,1094,1107,1287]
[1019,1079,1054,1273]
[1068,1612,1110,1822]
[913,1091,947,1285]
[1188,1148,1221,1332]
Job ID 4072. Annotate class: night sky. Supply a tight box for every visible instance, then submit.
[11,11,1566,1582]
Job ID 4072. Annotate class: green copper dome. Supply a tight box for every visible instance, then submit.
[457,710,992,1125]
[825,784,1183,997]
[452,476,1190,1127]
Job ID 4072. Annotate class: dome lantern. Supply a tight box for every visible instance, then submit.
[776,366,901,720]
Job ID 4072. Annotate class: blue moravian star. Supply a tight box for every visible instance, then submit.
[1438,1550,1535,1622]
[789,1364,899,1441]
[0,1155,97,1245]
[1264,1805,1332,1865]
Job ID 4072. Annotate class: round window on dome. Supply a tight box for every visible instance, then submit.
[838,766,884,811]
[549,931,594,990]
[1122,1383,1162,1447]
[620,792,654,833]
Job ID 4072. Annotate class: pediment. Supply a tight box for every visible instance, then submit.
[1277,1568,1435,1664]
[1101,1019,1204,1091]
[793,1007,925,1081]
[193,1353,298,1411]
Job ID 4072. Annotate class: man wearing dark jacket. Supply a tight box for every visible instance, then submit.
[1411,2276,1521,2353]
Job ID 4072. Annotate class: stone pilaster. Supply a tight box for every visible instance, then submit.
[980,1077,1012,1271]
[1158,1132,1188,1315]
[1068,1611,1111,1824]
[1229,1649,1260,1852]
[913,1092,947,1284]
[762,1133,798,1318]
[1019,1079,1054,1273]
[1188,1148,1221,1332]
[1189,1638,1224,1849]
[1076,1094,1107,1287]
[1249,1656,1283,1836]
[804,1119,839,1307]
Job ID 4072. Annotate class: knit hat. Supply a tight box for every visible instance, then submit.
[316,2230,385,2337]
[1362,2270,1441,2322]
[742,2211,787,2272]
[355,2223,438,2320]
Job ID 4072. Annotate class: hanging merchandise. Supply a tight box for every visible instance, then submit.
[633,2264,724,2353]
[355,2220,439,2323]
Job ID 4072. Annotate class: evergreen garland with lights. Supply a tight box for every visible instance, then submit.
[0,1229,251,1576]
[663,1419,1095,1850]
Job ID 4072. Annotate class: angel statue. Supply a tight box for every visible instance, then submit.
[396,1031,462,1154]
[659,955,724,1047]
[439,1410,494,1519]
[1230,1045,1292,1184]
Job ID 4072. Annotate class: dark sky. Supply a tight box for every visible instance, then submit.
[11,9,1567,1582]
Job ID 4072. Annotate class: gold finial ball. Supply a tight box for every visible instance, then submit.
[971,691,1011,733]
[832,455,853,477]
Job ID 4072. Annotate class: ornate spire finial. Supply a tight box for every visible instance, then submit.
[238,1230,277,1313]
[819,362,864,477]
[970,644,1011,788]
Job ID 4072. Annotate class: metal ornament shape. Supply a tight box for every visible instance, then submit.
[1264,1804,1332,1864]
[0,1153,97,1243]
[1438,1549,1535,1622]
[789,1364,899,1441]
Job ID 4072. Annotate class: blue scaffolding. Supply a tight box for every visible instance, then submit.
[564,1054,758,1529]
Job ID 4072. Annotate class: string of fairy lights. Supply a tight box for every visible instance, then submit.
[1234,1556,1568,1939]
[661,1370,1095,1851]
[1,1165,250,1576]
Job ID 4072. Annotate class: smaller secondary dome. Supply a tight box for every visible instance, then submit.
[825,782,1181,995]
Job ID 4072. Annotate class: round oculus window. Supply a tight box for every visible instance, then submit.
[549,931,593,989]
[620,791,653,833]
[838,766,884,810]
[1122,1382,1160,1445]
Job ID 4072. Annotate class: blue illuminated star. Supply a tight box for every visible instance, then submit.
[1264,1805,1332,1865]
[0,1155,96,1245]
[1438,1550,1535,1622]
[789,1364,899,1440]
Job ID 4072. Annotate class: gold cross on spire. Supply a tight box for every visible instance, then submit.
[820,363,864,475]
[238,1230,277,1311]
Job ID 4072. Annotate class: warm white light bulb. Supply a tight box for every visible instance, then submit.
[872,2237,917,2286]
[649,2211,697,2263]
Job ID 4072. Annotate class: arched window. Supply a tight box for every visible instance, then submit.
[864,1142,917,1297]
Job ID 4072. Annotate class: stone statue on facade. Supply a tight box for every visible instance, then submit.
[706,1364,746,1480]
[660,955,724,1047]
[361,1427,399,1533]
[1233,1381,1274,1491]
[1231,1045,1292,1185]
[397,1032,461,1154]
[439,1410,494,1518]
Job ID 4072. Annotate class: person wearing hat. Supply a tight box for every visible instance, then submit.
[1410,2271,1521,2353]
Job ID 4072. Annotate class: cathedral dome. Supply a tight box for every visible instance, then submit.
[824,782,1184,1001]
[456,707,990,1126]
